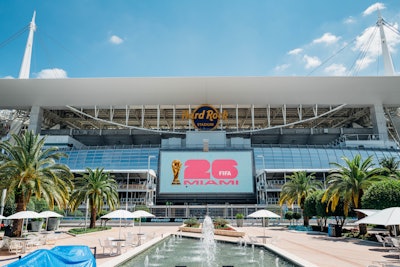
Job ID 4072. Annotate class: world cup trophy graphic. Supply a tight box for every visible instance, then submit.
[171,159,182,185]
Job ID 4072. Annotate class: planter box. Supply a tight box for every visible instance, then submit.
[31,221,44,232]
[47,218,60,231]
[179,226,245,237]
[179,226,202,233]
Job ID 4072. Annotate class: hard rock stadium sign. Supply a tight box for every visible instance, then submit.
[181,104,228,130]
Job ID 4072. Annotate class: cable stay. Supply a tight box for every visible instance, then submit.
[0,25,30,51]
[307,12,400,76]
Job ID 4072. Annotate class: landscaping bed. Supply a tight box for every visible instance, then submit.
[179,217,245,237]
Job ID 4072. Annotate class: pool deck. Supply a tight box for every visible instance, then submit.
[0,225,399,267]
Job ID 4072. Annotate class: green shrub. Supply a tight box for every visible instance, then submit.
[213,217,229,229]
[293,212,302,220]
[184,217,199,227]
[68,226,111,235]
[284,211,293,220]
[362,180,400,209]
[235,213,244,219]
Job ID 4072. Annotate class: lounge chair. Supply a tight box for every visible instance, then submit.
[376,235,393,247]
[389,238,400,259]
[8,240,23,254]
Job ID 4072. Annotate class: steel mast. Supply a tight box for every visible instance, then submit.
[377,10,395,76]
[18,11,36,79]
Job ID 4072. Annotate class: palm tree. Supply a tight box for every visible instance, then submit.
[323,154,386,234]
[379,156,400,179]
[279,171,323,226]
[0,131,73,237]
[69,167,119,228]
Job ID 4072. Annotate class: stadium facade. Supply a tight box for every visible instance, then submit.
[0,13,400,214]
[1,76,399,210]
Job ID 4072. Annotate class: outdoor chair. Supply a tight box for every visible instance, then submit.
[45,234,58,245]
[26,236,41,251]
[124,232,135,247]
[2,236,11,250]
[137,233,147,245]
[8,240,23,254]
[389,238,400,259]
[99,238,116,256]
[376,235,393,247]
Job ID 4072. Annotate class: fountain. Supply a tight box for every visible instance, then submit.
[201,215,216,266]
[119,216,298,267]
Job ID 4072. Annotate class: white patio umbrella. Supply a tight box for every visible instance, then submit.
[7,211,43,235]
[7,211,42,220]
[101,209,136,238]
[39,211,64,231]
[355,207,400,236]
[131,210,155,234]
[248,209,280,242]
[354,209,380,216]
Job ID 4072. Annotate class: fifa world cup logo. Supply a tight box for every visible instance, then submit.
[171,159,182,185]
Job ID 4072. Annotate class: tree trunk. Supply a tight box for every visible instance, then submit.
[11,194,26,237]
[90,203,97,228]
[356,211,367,235]
[303,215,310,226]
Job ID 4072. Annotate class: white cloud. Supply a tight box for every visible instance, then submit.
[351,23,400,70]
[355,56,375,71]
[275,64,290,72]
[288,48,303,55]
[109,35,124,45]
[2,76,15,79]
[303,55,321,69]
[363,3,385,16]
[35,68,68,79]
[324,64,347,76]
[343,16,355,24]
[313,33,340,45]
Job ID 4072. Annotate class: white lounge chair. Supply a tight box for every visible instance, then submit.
[8,240,23,254]
[376,235,393,247]
[389,238,400,259]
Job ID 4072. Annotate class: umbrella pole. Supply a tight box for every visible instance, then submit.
[119,218,122,239]
[263,218,266,244]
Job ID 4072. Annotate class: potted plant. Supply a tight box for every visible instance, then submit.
[235,213,244,227]
[31,218,44,232]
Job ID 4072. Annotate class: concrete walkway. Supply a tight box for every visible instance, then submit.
[0,225,399,267]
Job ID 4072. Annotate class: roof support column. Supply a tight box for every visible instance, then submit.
[173,105,176,131]
[141,105,145,128]
[220,105,223,130]
[370,103,388,141]
[251,104,255,130]
[236,104,239,131]
[157,105,160,130]
[28,106,43,134]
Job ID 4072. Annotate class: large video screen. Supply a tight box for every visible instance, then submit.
[158,151,254,194]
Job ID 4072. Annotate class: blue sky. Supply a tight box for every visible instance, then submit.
[1,1,400,78]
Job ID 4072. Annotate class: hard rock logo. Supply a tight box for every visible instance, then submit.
[182,104,228,130]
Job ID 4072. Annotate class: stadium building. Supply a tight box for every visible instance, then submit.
[0,13,399,217]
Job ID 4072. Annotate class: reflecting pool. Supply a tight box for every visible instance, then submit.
[118,236,298,267]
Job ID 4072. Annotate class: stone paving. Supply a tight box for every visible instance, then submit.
[0,224,399,267]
